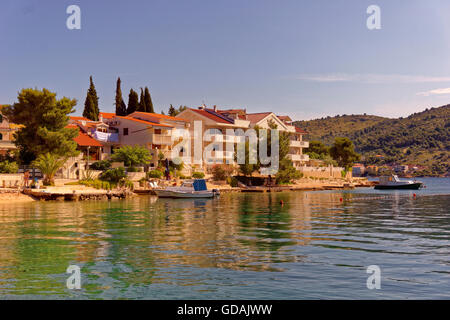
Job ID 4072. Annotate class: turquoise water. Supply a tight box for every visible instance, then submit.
[0,177,449,299]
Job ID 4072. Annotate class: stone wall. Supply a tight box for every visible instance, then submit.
[297,165,352,179]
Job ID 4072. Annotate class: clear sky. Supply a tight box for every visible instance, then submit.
[2,0,450,120]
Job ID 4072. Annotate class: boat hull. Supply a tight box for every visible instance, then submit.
[374,183,422,190]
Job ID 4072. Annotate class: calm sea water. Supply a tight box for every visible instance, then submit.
[0,177,449,299]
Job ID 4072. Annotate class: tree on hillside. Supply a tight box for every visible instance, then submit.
[3,88,79,164]
[138,88,146,112]
[115,77,127,116]
[330,137,361,170]
[83,76,99,120]
[144,87,154,113]
[127,89,139,115]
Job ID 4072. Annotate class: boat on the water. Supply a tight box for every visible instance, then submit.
[154,179,220,198]
[374,175,423,190]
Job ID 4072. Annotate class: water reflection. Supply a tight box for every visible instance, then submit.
[0,179,449,299]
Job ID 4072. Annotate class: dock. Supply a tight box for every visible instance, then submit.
[22,188,132,201]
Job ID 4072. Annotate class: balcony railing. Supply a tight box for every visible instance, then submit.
[289,140,309,148]
[287,154,309,162]
[152,134,172,145]
[93,131,119,143]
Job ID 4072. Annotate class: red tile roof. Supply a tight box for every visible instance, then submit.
[245,112,272,124]
[294,127,308,134]
[116,116,173,127]
[70,116,91,122]
[189,108,234,124]
[99,112,116,119]
[278,115,292,122]
[67,125,102,147]
[130,111,188,122]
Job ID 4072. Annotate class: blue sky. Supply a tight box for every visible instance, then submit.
[2,0,450,120]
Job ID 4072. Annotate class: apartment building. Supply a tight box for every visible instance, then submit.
[99,111,189,168]
[176,105,309,169]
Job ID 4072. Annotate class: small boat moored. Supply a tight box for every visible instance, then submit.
[154,179,220,198]
[374,175,423,190]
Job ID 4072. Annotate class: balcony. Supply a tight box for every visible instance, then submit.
[152,134,172,145]
[0,140,17,149]
[287,154,309,162]
[289,140,309,148]
[93,131,119,143]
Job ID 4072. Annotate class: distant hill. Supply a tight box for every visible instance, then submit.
[293,105,450,175]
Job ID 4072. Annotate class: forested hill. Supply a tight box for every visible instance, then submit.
[293,105,450,175]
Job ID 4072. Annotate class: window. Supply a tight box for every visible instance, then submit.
[154,129,162,134]
[123,128,128,136]
[0,133,2,140]
[0,114,3,123]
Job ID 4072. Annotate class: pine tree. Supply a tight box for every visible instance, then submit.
[138,88,146,112]
[168,104,176,116]
[3,88,79,164]
[144,87,154,113]
[83,76,99,120]
[127,89,139,115]
[115,77,127,116]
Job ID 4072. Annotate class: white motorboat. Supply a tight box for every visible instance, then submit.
[154,179,220,198]
[374,175,423,190]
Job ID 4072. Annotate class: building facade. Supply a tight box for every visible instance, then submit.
[176,105,309,170]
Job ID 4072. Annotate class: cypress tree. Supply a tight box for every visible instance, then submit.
[83,94,97,121]
[127,89,139,115]
[144,87,154,113]
[115,77,127,116]
[168,104,176,117]
[138,87,146,112]
[82,76,99,120]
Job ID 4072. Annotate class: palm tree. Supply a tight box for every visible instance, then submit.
[33,153,67,186]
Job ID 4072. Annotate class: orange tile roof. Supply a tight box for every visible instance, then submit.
[131,111,188,122]
[116,116,173,127]
[67,125,102,147]
[70,116,91,121]
[99,112,116,119]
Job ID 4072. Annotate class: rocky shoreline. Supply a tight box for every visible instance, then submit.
[0,178,376,202]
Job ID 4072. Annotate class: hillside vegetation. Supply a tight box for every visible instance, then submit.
[294,105,450,175]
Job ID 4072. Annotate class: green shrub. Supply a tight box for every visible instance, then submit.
[119,179,134,190]
[275,159,301,184]
[227,176,238,187]
[192,172,205,179]
[100,167,126,183]
[89,160,111,171]
[147,169,163,179]
[211,164,234,181]
[0,160,19,173]
[79,179,112,190]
